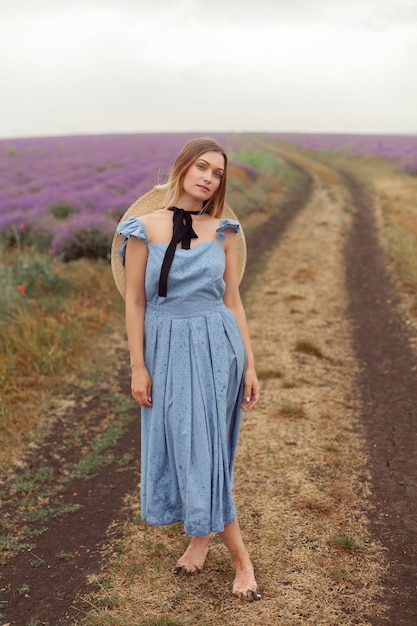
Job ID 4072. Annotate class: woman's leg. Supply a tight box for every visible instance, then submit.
[172,535,210,574]
[219,517,261,601]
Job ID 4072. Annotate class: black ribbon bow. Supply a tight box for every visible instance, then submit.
[158,207,200,297]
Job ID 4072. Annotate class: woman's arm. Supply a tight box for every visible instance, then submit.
[124,236,153,407]
[222,230,260,410]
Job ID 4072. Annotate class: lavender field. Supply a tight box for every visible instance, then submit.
[0,133,239,260]
[1,132,416,264]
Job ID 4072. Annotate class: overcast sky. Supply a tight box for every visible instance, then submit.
[1,0,416,139]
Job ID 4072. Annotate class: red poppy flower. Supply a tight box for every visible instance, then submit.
[18,223,26,230]
[17,285,25,294]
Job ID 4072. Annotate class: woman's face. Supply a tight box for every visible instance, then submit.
[181,151,225,203]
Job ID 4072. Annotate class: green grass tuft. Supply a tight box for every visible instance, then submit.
[258,369,284,380]
[333,534,362,552]
[278,403,307,419]
[295,339,324,358]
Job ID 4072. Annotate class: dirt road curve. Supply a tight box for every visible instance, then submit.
[343,172,417,625]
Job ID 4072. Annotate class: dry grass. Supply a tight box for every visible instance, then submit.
[77,157,385,626]
[0,257,124,468]
[385,223,417,293]
[379,183,417,302]
[344,159,417,326]
[226,164,287,237]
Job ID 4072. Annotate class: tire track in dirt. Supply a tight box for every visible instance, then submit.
[0,159,314,626]
[343,171,417,625]
[0,375,141,626]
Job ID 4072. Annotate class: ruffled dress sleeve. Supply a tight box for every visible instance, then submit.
[117,216,148,266]
[216,219,240,241]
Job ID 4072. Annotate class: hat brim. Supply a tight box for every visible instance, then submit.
[111,186,247,299]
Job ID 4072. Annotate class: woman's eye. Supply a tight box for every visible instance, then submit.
[196,163,204,170]
[214,171,222,178]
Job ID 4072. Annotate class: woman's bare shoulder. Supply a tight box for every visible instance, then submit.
[199,215,221,227]
[140,210,170,225]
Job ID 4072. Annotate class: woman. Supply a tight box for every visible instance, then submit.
[113,137,261,601]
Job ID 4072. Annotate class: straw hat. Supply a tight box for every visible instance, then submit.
[111,186,247,299]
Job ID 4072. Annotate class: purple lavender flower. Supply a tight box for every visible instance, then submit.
[50,213,115,261]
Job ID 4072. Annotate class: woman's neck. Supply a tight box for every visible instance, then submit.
[175,194,204,212]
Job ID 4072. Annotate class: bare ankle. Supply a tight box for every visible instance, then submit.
[189,535,210,548]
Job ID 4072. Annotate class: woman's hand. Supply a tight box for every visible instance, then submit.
[131,366,153,407]
[241,367,260,410]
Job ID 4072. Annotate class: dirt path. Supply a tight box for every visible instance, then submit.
[343,172,417,625]
[71,157,385,625]
[233,164,384,624]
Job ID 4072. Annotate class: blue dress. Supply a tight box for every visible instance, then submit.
[118,216,245,536]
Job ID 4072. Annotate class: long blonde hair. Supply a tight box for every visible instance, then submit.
[162,137,228,218]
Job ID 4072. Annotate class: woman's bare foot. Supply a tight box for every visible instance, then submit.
[219,518,261,602]
[232,561,262,602]
[172,535,210,575]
